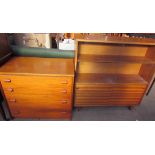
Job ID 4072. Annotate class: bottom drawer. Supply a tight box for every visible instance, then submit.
[75,98,142,106]
[10,108,71,119]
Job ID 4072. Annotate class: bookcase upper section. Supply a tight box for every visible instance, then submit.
[75,37,155,68]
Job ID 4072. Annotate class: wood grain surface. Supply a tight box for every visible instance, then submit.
[0,57,74,76]
[0,57,74,119]
[74,38,155,107]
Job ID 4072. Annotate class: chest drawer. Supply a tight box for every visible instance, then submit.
[6,94,72,111]
[0,75,73,95]
[10,108,72,119]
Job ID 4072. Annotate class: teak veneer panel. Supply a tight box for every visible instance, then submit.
[0,57,74,76]
[145,47,155,61]
[75,100,142,106]
[75,83,147,107]
[79,54,155,64]
[6,94,72,111]
[77,37,155,46]
[76,73,148,84]
[75,74,147,107]
[78,62,141,74]
[0,75,73,95]
[10,109,71,119]
[75,37,155,107]
[0,57,74,119]
[140,47,155,83]
[139,64,155,83]
[78,43,147,56]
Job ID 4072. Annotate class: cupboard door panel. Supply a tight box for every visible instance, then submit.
[75,83,146,106]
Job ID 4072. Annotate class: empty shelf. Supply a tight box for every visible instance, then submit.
[76,73,148,84]
[79,54,155,64]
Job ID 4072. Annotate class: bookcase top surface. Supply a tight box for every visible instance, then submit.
[76,36,155,46]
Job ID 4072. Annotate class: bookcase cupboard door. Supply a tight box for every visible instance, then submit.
[75,83,147,106]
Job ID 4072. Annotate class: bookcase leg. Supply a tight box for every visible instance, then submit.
[128,106,135,110]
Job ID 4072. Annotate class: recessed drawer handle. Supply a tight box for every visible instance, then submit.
[61,81,68,84]
[61,112,67,114]
[4,79,11,82]
[14,111,20,115]
[62,100,68,104]
[7,88,14,92]
[9,99,16,102]
[61,90,67,93]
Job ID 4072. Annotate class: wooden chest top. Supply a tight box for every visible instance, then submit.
[0,56,74,77]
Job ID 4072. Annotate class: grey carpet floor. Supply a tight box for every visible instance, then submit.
[0,84,155,121]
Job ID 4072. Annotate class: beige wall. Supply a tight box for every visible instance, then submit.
[13,33,51,48]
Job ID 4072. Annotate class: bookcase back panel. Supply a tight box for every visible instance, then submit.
[79,42,147,56]
[78,62,141,74]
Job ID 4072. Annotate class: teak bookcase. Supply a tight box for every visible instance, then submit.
[74,37,155,108]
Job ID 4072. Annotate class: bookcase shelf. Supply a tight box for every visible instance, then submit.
[76,73,148,85]
[78,54,155,64]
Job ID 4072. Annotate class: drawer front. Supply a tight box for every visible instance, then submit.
[75,84,147,106]
[5,94,72,111]
[0,75,73,95]
[3,88,71,99]
[0,75,73,119]
[10,108,71,119]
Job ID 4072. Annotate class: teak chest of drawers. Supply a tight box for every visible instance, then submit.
[0,57,74,119]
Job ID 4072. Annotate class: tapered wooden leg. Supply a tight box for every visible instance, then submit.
[128,106,135,110]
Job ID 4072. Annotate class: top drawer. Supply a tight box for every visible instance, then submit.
[0,75,73,95]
